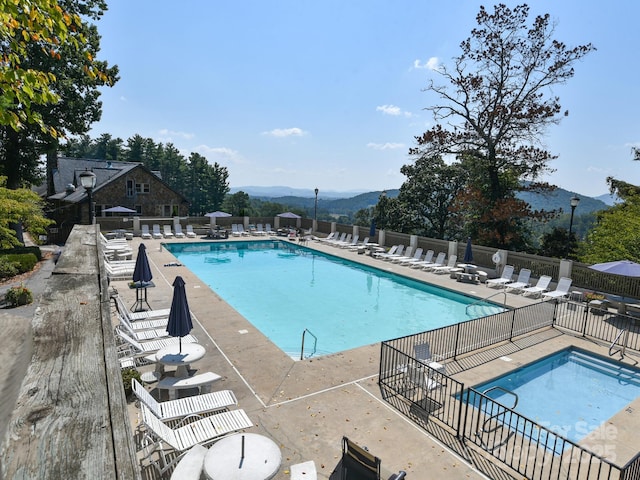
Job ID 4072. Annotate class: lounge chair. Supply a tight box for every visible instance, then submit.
[139,403,253,475]
[317,232,336,243]
[340,235,359,249]
[432,255,460,274]
[348,236,369,251]
[380,245,405,261]
[520,275,553,298]
[542,277,573,301]
[421,252,446,271]
[116,323,169,341]
[113,295,171,323]
[185,225,197,238]
[152,224,163,239]
[390,246,416,263]
[255,224,267,236]
[132,378,237,421]
[237,224,249,236]
[174,224,186,238]
[486,265,515,288]
[163,225,174,238]
[265,223,275,235]
[141,224,152,239]
[105,262,135,281]
[414,342,432,364]
[398,247,423,265]
[409,250,434,268]
[505,268,532,292]
[117,310,168,332]
[116,329,197,357]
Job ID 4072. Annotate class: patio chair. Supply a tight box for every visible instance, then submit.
[152,224,163,239]
[117,310,167,332]
[185,224,197,238]
[265,223,276,235]
[414,343,432,364]
[174,224,186,238]
[348,236,369,251]
[113,295,171,324]
[255,224,267,235]
[139,403,253,475]
[505,268,532,293]
[132,378,237,421]
[105,262,135,281]
[116,329,197,357]
[409,250,434,268]
[486,265,515,288]
[163,225,174,238]
[431,254,459,274]
[317,232,336,243]
[390,246,416,263]
[340,235,359,249]
[340,437,407,480]
[421,252,446,271]
[141,224,152,239]
[398,247,423,265]
[520,275,552,298]
[542,277,573,301]
[379,245,405,261]
[116,323,169,341]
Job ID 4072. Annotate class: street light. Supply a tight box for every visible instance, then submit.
[568,196,580,236]
[314,187,319,222]
[79,169,97,225]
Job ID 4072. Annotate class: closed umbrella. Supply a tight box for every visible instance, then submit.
[463,237,474,264]
[369,219,376,238]
[132,243,153,285]
[166,276,193,353]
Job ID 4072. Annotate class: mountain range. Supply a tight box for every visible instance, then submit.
[230,185,617,216]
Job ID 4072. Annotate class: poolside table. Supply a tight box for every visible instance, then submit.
[155,343,206,378]
[129,281,154,312]
[203,433,281,479]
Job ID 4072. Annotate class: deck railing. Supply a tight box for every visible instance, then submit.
[379,300,640,480]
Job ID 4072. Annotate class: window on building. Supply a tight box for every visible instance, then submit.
[135,183,150,194]
[126,179,134,197]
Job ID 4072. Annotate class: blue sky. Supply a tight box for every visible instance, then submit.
[89,1,640,197]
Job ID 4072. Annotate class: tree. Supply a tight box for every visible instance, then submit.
[1,0,118,189]
[410,4,594,249]
[0,177,53,248]
[538,226,577,259]
[223,191,251,217]
[187,153,229,215]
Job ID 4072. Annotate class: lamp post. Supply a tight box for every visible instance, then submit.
[79,169,97,225]
[314,187,319,222]
[568,196,580,236]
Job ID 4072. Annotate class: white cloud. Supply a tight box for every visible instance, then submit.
[367,142,405,151]
[194,145,245,164]
[376,105,413,118]
[413,57,440,71]
[262,127,308,137]
[157,129,195,140]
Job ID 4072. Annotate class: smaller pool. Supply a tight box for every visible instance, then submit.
[470,348,640,446]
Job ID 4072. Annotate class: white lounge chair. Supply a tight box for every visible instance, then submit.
[163,225,174,238]
[116,330,197,357]
[255,224,267,236]
[105,262,135,281]
[317,232,336,243]
[139,403,253,475]
[265,223,276,235]
[396,248,423,265]
[340,235,359,249]
[505,268,532,292]
[486,265,515,288]
[113,295,171,323]
[117,310,168,332]
[379,245,405,261]
[520,275,553,298]
[132,378,237,421]
[141,224,152,239]
[431,255,459,274]
[409,250,434,268]
[542,277,573,301]
[152,224,163,239]
[421,252,446,271]
[348,237,369,251]
[185,225,197,238]
[174,224,186,238]
[116,323,169,341]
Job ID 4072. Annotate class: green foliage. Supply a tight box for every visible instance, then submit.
[537,227,578,259]
[2,253,38,273]
[578,198,640,264]
[0,257,19,279]
[409,4,594,249]
[121,368,140,397]
[4,284,33,307]
[3,245,42,261]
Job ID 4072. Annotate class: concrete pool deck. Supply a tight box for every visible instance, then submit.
[114,236,640,479]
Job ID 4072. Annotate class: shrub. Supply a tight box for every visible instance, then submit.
[1,246,42,261]
[121,368,141,397]
[0,257,19,279]
[5,284,33,307]
[3,253,38,273]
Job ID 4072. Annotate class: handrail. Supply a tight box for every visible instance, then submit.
[609,328,628,358]
[475,386,519,451]
[465,291,507,315]
[300,328,317,360]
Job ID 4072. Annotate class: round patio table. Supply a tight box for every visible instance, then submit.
[203,433,281,480]
[155,343,205,378]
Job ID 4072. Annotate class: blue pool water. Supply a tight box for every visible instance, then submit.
[164,240,505,357]
[471,347,640,446]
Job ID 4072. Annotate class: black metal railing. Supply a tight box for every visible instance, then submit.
[379,301,640,480]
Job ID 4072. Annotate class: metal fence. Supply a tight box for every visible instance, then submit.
[379,301,640,480]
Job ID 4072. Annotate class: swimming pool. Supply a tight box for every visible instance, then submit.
[471,347,640,446]
[165,240,505,357]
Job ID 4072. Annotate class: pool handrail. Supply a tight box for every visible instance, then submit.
[300,328,318,360]
[465,290,508,316]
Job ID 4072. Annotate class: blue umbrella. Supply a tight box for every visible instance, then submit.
[369,219,376,238]
[132,243,153,284]
[463,237,474,263]
[166,276,193,353]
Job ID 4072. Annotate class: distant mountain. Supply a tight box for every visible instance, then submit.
[229,186,368,199]
[594,193,620,206]
[236,185,609,217]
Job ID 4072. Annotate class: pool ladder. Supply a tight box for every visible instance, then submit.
[475,386,519,452]
[465,291,507,316]
[609,328,629,358]
[300,328,317,360]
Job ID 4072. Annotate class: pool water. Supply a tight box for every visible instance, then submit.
[165,240,505,357]
[471,347,640,445]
